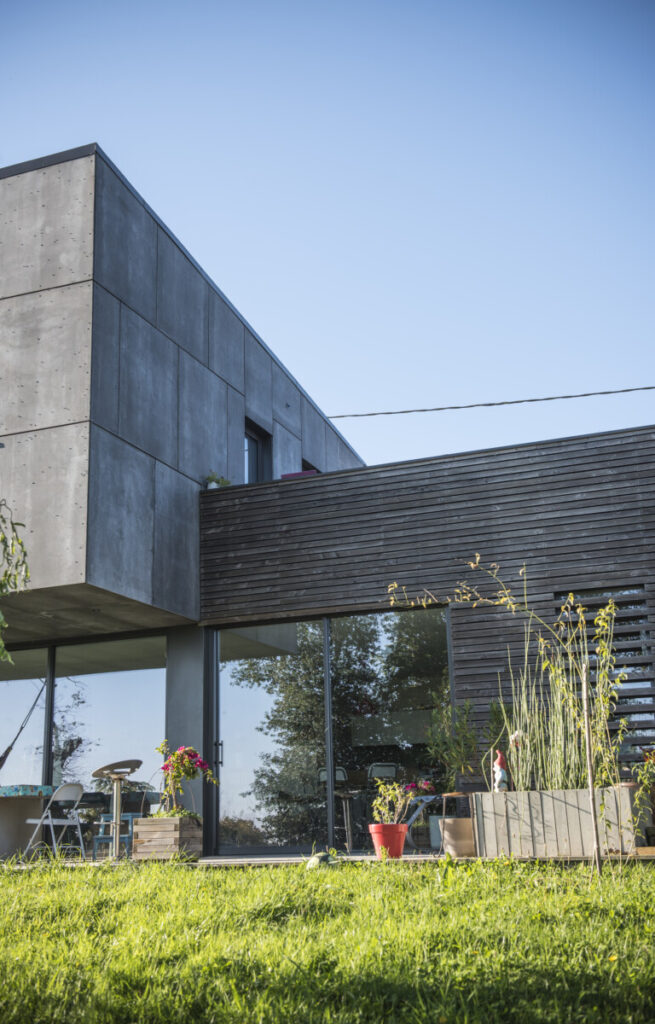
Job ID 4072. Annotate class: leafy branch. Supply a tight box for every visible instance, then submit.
[0,499,30,663]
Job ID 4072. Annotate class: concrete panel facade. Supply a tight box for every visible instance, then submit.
[272,362,302,437]
[1,144,363,642]
[0,282,92,434]
[178,353,228,482]
[117,307,179,466]
[93,158,157,322]
[0,156,94,300]
[90,284,120,434]
[226,387,246,484]
[209,292,244,391]
[87,426,155,606]
[273,422,303,478]
[301,396,327,470]
[0,424,89,590]
[157,230,209,363]
[153,461,200,618]
[244,330,273,433]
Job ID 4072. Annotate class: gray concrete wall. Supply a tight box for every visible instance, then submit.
[0,156,95,590]
[1,145,362,628]
[87,149,363,621]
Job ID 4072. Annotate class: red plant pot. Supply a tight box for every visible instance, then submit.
[368,823,408,859]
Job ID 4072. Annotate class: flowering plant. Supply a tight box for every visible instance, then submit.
[156,740,218,815]
[404,779,437,796]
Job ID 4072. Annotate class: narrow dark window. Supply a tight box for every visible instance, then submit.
[244,421,272,483]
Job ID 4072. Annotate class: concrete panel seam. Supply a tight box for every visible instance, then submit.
[272,415,301,441]
[85,424,204,487]
[0,419,90,441]
[0,279,94,304]
[88,285,211,364]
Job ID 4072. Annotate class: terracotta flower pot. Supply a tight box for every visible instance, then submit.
[368,823,408,859]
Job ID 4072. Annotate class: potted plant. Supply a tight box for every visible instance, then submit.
[368,779,415,859]
[132,742,218,860]
[205,472,230,490]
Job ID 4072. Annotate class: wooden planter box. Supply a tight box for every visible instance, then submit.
[132,817,203,861]
[471,785,652,859]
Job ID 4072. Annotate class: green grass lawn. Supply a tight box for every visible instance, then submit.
[1,858,654,1024]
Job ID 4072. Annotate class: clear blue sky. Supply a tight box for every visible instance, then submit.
[3,0,653,466]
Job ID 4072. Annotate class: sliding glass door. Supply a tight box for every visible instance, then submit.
[217,622,327,855]
[216,606,450,856]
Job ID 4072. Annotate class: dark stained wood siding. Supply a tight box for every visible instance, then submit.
[201,424,655,622]
[201,425,655,746]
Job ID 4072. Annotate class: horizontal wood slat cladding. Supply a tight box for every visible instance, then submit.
[201,424,655,740]
[201,425,655,629]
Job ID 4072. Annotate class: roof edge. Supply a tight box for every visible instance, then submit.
[0,144,98,181]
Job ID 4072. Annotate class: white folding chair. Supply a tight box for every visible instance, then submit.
[24,783,86,860]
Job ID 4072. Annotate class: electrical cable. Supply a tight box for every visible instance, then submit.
[329,384,655,420]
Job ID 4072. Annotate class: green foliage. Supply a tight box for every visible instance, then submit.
[496,593,626,791]
[205,473,231,486]
[631,749,655,831]
[427,699,479,791]
[150,808,202,822]
[393,558,628,792]
[1,860,655,1023]
[0,499,29,662]
[370,778,414,824]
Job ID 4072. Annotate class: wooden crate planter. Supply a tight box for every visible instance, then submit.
[471,785,652,859]
[132,817,203,860]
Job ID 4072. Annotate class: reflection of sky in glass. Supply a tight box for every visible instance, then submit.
[53,670,165,790]
[0,678,46,786]
[218,661,277,824]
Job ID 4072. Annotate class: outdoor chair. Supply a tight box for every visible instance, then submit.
[92,812,141,860]
[366,762,399,782]
[318,767,348,784]
[24,782,86,859]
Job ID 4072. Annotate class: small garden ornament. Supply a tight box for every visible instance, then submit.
[493,750,508,792]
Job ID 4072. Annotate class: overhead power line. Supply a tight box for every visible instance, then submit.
[329,384,655,420]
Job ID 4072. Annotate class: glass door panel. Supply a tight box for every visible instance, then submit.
[330,608,450,852]
[218,622,326,855]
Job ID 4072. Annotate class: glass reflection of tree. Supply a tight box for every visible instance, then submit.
[52,678,97,785]
[230,621,326,847]
[332,609,450,769]
[230,610,450,847]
